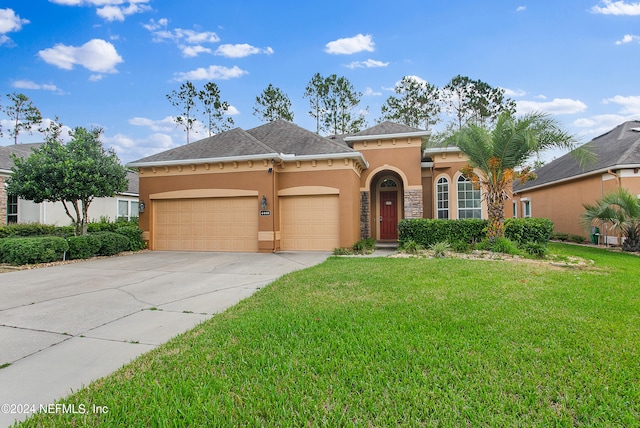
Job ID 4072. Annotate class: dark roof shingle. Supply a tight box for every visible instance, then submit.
[515,120,640,191]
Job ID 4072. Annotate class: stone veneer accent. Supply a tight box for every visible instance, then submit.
[403,188,423,219]
[0,176,6,226]
[360,190,370,239]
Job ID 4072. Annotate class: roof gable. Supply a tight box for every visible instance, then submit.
[351,121,426,137]
[0,143,43,171]
[516,120,640,191]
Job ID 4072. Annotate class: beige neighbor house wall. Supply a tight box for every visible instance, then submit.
[514,169,640,239]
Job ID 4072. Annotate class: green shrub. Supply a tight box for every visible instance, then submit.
[399,240,424,254]
[352,237,376,255]
[491,237,520,255]
[430,241,451,258]
[332,247,353,256]
[0,223,62,238]
[451,240,472,253]
[504,218,554,245]
[115,226,146,251]
[67,235,102,260]
[0,236,69,265]
[551,232,569,242]
[521,242,548,258]
[91,232,131,256]
[87,220,118,233]
[568,234,586,244]
[398,219,487,247]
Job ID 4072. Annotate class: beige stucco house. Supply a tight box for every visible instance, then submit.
[129,120,490,252]
[1,143,139,226]
[513,121,640,242]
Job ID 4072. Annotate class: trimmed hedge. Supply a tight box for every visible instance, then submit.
[0,236,69,265]
[114,226,146,251]
[91,232,131,256]
[399,217,554,247]
[67,235,102,260]
[503,218,554,245]
[398,219,487,247]
[0,223,69,239]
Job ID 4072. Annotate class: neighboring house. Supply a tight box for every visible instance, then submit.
[128,120,492,252]
[0,143,139,226]
[513,121,640,242]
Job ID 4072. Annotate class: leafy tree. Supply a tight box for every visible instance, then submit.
[324,75,367,135]
[254,84,294,122]
[199,82,234,137]
[2,92,43,144]
[442,75,515,130]
[167,81,198,144]
[6,124,128,236]
[581,188,640,252]
[379,76,441,130]
[450,112,581,241]
[303,73,330,134]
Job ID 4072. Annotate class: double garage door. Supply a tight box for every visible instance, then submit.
[153,195,340,252]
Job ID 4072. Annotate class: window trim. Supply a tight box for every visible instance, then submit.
[522,199,531,218]
[7,194,18,224]
[436,176,449,219]
[456,175,482,219]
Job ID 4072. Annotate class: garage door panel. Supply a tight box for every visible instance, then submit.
[153,197,258,252]
[280,195,339,251]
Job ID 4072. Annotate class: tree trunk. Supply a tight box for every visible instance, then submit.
[486,187,505,242]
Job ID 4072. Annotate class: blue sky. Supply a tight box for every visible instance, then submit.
[1,0,639,164]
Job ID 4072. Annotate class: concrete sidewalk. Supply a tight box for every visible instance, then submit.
[0,251,329,427]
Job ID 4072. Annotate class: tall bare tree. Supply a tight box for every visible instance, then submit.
[167,81,198,144]
[199,82,234,137]
[254,84,294,122]
[3,92,42,144]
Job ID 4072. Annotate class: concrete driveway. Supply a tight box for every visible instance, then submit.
[0,251,329,427]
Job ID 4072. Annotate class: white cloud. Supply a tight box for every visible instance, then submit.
[181,45,212,57]
[591,0,640,15]
[49,0,151,21]
[0,8,29,45]
[224,105,240,115]
[173,65,248,81]
[516,98,587,115]
[104,132,178,164]
[129,116,177,133]
[502,87,527,97]
[364,87,382,96]
[325,33,375,55]
[603,95,640,114]
[12,80,63,93]
[516,6,526,12]
[38,39,123,73]
[616,34,640,44]
[345,59,389,69]
[214,43,274,58]
[142,18,168,31]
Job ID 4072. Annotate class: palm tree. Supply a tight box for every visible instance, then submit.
[450,112,581,241]
[581,188,640,251]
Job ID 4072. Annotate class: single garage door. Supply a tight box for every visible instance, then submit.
[153,197,258,251]
[280,195,340,251]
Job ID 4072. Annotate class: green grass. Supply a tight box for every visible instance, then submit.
[18,244,640,427]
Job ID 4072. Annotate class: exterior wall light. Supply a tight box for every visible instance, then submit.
[261,196,268,210]
[138,201,146,213]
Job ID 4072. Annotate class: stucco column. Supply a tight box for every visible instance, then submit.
[360,190,370,239]
[404,188,423,219]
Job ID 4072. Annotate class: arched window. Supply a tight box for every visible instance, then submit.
[379,178,398,188]
[436,177,449,219]
[457,175,481,219]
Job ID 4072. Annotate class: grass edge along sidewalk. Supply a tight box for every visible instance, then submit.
[16,243,640,427]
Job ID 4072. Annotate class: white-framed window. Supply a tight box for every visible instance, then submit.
[118,200,139,221]
[457,175,481,219]
[436,177,449,219]
[7,194,18,223]
[522,200,531,218]
[513,201,518,218]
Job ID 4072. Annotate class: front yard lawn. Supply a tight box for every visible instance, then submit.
[19,243,640,427]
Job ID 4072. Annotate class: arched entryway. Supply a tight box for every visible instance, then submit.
[370,172,404,241]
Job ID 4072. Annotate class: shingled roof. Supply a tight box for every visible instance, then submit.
[515,120,640,191]
[128,119,364,166]
[348,121,426,137]
[0,143,43,171]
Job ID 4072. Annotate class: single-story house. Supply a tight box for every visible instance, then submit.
[0,143,139,226]
[129,120,495,252]
[513,120,640,242]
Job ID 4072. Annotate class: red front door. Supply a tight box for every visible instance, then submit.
[380,191,398,240]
